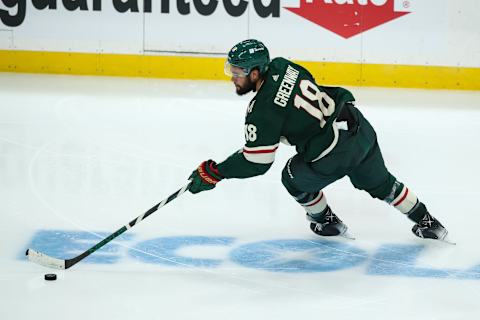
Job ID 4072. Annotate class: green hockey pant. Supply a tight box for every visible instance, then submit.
[281,106,397,201]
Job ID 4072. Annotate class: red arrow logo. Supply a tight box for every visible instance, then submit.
[285,0,411,39]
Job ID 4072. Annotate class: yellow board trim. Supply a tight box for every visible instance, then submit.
[1,50,479,90]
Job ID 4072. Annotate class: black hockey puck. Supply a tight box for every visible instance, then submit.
[44,274,57,281]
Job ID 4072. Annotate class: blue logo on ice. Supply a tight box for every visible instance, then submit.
[130,236,235,267]
[230,239,366,272]
[367,244,480,280]
[23,229,133,264]
[23,230,480,280]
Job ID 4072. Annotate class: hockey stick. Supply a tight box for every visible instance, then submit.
[25,181,192,270]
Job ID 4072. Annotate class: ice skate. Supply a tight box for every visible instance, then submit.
[307,207,354,239]
[412,212,454,244]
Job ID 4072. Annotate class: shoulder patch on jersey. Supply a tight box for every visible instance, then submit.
[272,74,279,82]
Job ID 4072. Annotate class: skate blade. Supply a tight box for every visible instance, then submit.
[339,228,356,240]
[423,232,456,245]
[340,232,356,240]
[439,234,456,245]
[436,229,456,245]
[415,227,455,245]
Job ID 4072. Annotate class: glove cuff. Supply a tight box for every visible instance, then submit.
[198,161,223,185]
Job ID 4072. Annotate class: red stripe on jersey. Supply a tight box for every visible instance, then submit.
[306,192,324,207]
[393,188,409,207]
[243,146,279,154]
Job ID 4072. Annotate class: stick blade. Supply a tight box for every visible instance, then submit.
[26,249,66,270]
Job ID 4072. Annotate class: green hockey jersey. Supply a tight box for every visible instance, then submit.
[217,57,355,179]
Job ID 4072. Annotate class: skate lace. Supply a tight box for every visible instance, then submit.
[418,214,436,228]
[324,210,338,224]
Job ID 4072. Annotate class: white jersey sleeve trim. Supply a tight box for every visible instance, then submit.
[243,143,279,164]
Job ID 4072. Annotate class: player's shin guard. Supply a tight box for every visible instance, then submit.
[296,191,328,216]
[294,191,348,237]
[384,181,448,240]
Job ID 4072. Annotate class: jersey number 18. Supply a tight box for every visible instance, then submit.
[294,80,335,128]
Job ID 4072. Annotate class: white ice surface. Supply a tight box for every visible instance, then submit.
[1,73,480,320]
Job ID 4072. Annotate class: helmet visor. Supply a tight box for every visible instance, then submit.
[224,61,249,78]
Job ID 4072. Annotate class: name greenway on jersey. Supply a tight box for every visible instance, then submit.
[239,59,341,166]
[274,65,300,107]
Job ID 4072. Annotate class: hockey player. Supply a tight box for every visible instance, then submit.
[188,39,448,241]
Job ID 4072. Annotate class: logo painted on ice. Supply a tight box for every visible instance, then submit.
[284,0,412,39]
[22,230,480,280]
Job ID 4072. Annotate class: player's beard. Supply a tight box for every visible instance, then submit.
[236,77,256,96]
